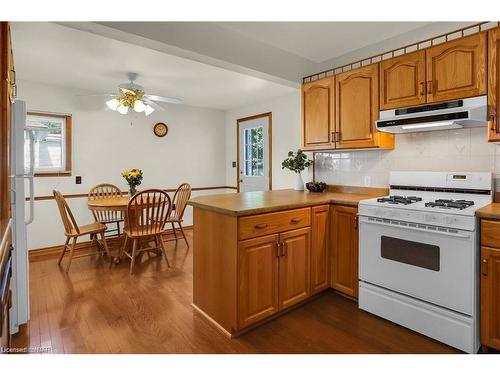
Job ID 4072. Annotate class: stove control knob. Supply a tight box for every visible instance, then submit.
[445,216,457,225]
[424,214,437,222]
[388,210,399,218]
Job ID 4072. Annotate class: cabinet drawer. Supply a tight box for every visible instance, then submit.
[239,208,311,240]
[481,220,500,248]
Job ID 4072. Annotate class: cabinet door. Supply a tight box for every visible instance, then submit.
[480,246,500,350]
[488,27,500,142]
[379,50,426,110]
[335,64,380,149]
[310,205,329,294]
[302,77,334,149]
[238,234,280,329]
[278,227,310,310]
[426,32,486,103]
[330,205,359,298]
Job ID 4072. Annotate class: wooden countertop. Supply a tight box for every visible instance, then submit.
[476,203,500,220]
[188,187,387,217]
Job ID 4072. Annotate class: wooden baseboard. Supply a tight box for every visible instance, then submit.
[192,303,234,338]
[28,226,193,262]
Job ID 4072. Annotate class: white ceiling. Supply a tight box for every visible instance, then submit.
[11,22,297,110]
[215,22,432,63]
[90,21,472,82]
[12,21,474,111]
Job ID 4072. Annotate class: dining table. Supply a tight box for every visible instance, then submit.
[87,194,171,262]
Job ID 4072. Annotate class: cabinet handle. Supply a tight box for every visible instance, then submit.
[9,69,16,85]
[354,215,359,229]
[419,81,425,96]
[489,107,497,132]
[275,242,281,258]
[280,242,286,257]
[331,131,335,143]
[481,258,488,276]
[254,223,268,229]
[290,217,302,224]
[427,80,433,95]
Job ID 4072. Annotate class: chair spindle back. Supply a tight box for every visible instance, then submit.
[172,183,192,219]
[53,190,79,235]
[127,189,171,236]
[88,183,123,223]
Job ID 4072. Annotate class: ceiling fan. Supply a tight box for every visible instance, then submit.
[95,73,182,116]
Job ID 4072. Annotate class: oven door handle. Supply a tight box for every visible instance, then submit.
[359,218,472,239]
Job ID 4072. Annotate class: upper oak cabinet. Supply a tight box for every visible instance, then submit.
[302,76,334,149]
[426,32,486,103]
[380,33,487,111]
[335,64,385,149]
[488,27,500,142]
[302,64,394,151]
[379,50,426,110]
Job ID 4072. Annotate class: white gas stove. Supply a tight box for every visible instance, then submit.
[358,171,492,354]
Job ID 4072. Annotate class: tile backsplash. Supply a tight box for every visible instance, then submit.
[314,127,500,189]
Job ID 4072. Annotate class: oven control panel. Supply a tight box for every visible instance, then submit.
[358,205,476,231]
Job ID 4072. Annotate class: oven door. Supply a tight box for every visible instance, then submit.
[359,216,476,315]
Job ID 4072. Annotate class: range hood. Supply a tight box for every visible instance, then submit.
[376,96,487,134]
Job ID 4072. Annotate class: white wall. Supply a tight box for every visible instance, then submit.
[224,91,313,190]
[314,128,500,188]
[19,79,228,250]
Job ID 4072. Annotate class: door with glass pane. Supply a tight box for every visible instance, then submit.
[237,113,271,192]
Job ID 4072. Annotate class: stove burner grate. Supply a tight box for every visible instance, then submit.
[377,195,423,205]
[424,199,474,210]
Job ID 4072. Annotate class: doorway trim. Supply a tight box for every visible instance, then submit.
[236,112,272,192]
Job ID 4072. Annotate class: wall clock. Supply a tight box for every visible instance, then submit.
[153,122,168,137]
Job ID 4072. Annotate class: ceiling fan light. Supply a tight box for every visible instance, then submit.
[117,104,129,115]
[134,99,146,112]
[106,98,120,111]
[144,105,155,116]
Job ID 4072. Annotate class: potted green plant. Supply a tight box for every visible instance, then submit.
[281,150,312,191]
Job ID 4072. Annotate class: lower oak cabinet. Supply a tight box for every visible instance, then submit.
[238,227,311,329]
[480,245,500,350]
[330,205,359,298]
[311,205,330,294]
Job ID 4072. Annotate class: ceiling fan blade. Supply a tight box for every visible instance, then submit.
[143,94,182,104]
[77,93,118,98]
[143,99,165,111]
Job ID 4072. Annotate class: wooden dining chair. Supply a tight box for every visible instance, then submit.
[120,189,172,274]
[53,190,110,272]
[167,183,192,248]
[88,183,124,238]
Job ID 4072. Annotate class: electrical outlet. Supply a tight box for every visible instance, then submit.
[364,176,371,186]
[76,176,82,184]
[232,161,237,168]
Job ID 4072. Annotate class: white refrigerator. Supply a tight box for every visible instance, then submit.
[9,99,34,333]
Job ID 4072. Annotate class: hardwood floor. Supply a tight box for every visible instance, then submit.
[11,230,460,354]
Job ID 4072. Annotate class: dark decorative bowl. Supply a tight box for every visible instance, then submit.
[306,181,327,193]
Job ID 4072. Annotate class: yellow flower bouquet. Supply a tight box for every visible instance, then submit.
[122,168,143,196]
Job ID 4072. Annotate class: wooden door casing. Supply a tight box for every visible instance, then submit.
[238,234,280,329]
[330,205,359,298]
[310,205,329,294]
[379,50,426,110]
[302,77,334,149]
[426,32,487,103]
[488,27,500,142]
[0,23,13,220]
[480,246,500,350]
[278,227,311,310]
[335,64,380,149]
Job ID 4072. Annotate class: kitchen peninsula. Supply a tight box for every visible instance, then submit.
[188,187,386,337]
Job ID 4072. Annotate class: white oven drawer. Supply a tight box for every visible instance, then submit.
[359,216,476,315]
